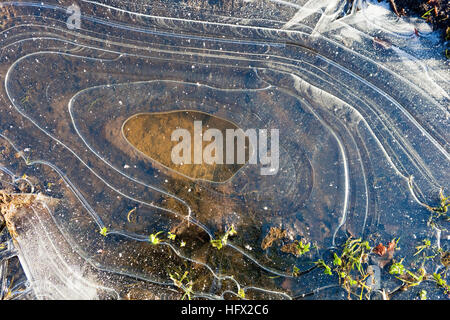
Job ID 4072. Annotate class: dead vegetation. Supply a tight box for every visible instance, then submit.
[0,190,58,238]
[380,0,449,32]
[261,227,287,250]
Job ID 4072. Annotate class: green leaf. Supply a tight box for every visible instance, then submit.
[419,290,427,300]
[167,232,176,240]
[389,261,406,275]
[210,239,223,250]
[99,227,108,237]
[348,277,357,286]
[296,240,311,256]
[333,253,342,266]
[149,231,163,245]
[432,273,446,287]
[316,259,332,275]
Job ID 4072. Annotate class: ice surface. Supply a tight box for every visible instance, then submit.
[0,0,448,299]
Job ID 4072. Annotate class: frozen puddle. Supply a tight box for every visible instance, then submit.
[0,0,448,299]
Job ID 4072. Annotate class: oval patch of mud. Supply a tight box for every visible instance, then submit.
[122,110,251,182]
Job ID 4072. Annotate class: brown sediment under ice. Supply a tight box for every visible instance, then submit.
[122,110,251,183]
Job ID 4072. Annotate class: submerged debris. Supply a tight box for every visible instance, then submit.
[372,240,397,268]
[0,190,59,238]
[281,240,311,257]
[440,251,450,268]
[261,227,287,250]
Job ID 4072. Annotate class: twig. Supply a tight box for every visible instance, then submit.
[389,0,402,17]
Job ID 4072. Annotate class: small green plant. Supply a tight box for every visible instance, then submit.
[295,240,311,256]
[333,253,342,266]
[210,225,237,250]
[419,290,427,300]
[149,231,163,245]
[412,238,441,266]
[315,259,332,275]
[292,265,301,277]
[167,232,176,240]
[403,268,426,287]
[389,257,427,290]
[409,181,450,227]
[307,231,448,299]
[99,227,108,237]
[431,189,449,214]
[421,7,434,19]
[210,239,224,250]
[238,288,245,299]
[170,270,189,287]
[333,238,374,299]
[414,239,431,256]
[20,95,30,104]
[389,259,406,275]
[432,273,450,296]
[419,289,427,300]
[169,270,194,300]
[425,189,450,228]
